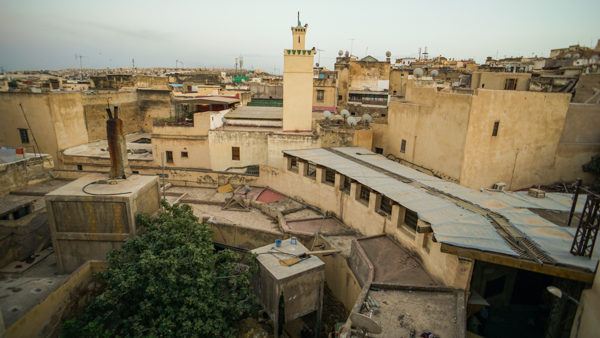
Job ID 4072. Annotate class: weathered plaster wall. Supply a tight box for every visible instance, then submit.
[470,71,531,91]
[209,130,269,171]
[571,268,600,338]
[313,79,337,110]
[0,156,52,196]
[82,91,141,141]
[348,61,390,91]
[385,87,472,180]
[266,133,320,169]
[137,89,172,132]
[283,53,314,131]
[152,137,210,169]
[461,90,571,190]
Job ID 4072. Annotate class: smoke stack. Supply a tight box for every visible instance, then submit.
[106,106,131,179]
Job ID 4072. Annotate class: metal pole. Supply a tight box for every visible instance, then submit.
[568,179,582,226]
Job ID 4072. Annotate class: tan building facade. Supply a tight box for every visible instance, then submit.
[470,71,531,91]
[375,84,600,190]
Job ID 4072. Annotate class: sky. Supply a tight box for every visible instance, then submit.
[1,0,599,73]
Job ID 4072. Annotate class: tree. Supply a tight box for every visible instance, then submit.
[63,202,258,337]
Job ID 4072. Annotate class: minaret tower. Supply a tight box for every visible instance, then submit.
[283,12,315,132]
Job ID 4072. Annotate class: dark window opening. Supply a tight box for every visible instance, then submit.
[342,176,351,194]
[375,147,383,154]
[18,128,29,144]
[232,147,240,161]
[481,83,485,88]
[316,89,325,102]
[359,185,370,203]
[400,139,406,153]
[504,78,517,90]
[338,95,342,101]
[76,164,83,171]
[404,209,418,231]
[324,168,335,184]
[132,170,140,174]
[492,121,500,137]
[305,162,317,179]
[181,151,188,158]
[288,157,298,172]
[484,275,507,298]
[166,151,173,163]
[379,195,392,215]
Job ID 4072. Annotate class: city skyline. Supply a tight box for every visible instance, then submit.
[1,0,599,72]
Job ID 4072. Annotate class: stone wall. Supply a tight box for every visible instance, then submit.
[0,155,52,196]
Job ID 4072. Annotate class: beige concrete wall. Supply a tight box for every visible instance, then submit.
[137,89,172,132]
[348,61,390,91]
[385,87,472,180]
[208,130,269,170]
[336,65,350,107]
[389,69,410,97]
[312,83,336,110]
[0,155,52,196]
[82,91,141,141]
[572,73,600,103]
[152,137,210,168]
[266,133,319,169]
[283,53,314,131]
[0,92,88,169]
[470,71,531,91]
[461,90,571,190]
[571,268,600,338]
[258,165,472,288]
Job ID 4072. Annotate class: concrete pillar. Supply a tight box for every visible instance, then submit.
[316,167,325,183]
[334,173,342,190]
[369,191,379,212]
[391,204,405,229]
[298,161,308,177]
[350,182,359,200]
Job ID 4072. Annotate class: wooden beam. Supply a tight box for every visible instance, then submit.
[440,243,595,283]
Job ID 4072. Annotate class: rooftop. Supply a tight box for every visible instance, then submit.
[62,132,153,161]
[283,147,599,274]
[225,106,283,120]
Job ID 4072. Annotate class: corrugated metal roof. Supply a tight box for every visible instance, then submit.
[283,147,599,272]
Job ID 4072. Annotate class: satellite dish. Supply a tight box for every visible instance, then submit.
[346,116,358,126]
[323,110,332,120]
[315,62,319,67]
[338,50,343,57]
[385,51,392,57]
[344,50,350,57]
[414,68,424,78]
[431,69,439,77]
[340,109,350,118]
[350,313,382,334]
[362,113,372,124]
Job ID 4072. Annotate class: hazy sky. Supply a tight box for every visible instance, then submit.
[1,0,599,72]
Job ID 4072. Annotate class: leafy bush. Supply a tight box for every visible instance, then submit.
[62,203,257,337]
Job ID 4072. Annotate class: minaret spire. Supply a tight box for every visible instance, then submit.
[297,11,301,26]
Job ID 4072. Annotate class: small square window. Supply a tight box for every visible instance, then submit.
[400,139,406,153]
[342,176,351,194]
[76,164,83,171]
[316,89,325,102]
[18,128,29,144]
[232,147,240,161]
[375,147,383,154]
[324,168,335,184]
[492,121,500,137]
[288,157,298,172]
[358,185,370,203]
[404,209,418,231]
[181,151,188,158]
[504,78,517,90]
[165,151,173,163]
[305,162,317,179]
[132,170,140,174]
[379,195,392,215]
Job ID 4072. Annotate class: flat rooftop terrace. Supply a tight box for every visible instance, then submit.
[62,132,153,161]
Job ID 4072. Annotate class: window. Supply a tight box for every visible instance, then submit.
[18,128,29,144]
[288,157,298,172]
[504,78,517,90]
[358,185,370,203]
[404,209,418,231]
[338,95,342,101]
[342,176,351,194]
[132,170,140,174]
[400,139,406,153]
[492,121,500,137]
[181,151,188,158]
[375,147,383,154]
[324,168,335,185]
[76,164,83,171]
[379,195,392,216]
[166,151,173,163]
[232,147,240,161]
[305,162,317,179]
[481,83,485,88]
[316,90,325,102]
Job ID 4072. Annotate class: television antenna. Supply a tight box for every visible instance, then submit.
[316,49,325,66]
[74,54,85,80]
